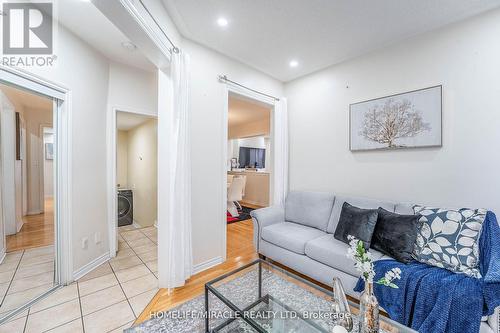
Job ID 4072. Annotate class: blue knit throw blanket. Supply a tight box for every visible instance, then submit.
[354,211,500,333]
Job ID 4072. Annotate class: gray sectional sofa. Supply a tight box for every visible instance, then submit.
[250,191,499,333]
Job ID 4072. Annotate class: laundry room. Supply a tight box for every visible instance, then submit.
[116,112,158,229]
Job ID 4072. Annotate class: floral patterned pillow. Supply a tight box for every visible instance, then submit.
[413,206,487,278]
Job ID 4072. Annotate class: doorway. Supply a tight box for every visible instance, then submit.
[109,110,158,278]
[0,67,72,322]
[1,85,55,253]
[224,91,274,260]
[0,83,55,316]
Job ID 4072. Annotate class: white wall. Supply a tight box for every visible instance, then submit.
[26,26,111,271]
[126,119,158,227]
[285,9,500,215]
[108,62,158,115]
[2,92,28,225]
[185,39,284,266]
[0,91,29,235]
[23,107,52,214]
[0,92,17,236]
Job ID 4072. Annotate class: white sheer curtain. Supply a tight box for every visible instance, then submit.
[272,98,289,206]
[158,51,192,288]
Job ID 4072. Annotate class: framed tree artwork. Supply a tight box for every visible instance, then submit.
[349,85,442,151]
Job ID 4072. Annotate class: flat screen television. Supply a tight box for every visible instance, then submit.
[239,147,265,168]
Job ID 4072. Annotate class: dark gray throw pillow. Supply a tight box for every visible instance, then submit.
[334,202,378,249]
[371,208,421,263]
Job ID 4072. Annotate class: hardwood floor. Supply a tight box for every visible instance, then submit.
[135,219,257,324]
[239,201,264,209]
[6,199,54,252]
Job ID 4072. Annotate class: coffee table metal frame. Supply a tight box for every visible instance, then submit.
[204,259,415,333]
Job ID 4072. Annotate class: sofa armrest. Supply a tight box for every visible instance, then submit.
[250,206,284,251]
[488,306,498,333]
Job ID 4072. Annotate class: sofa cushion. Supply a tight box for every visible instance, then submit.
[305,234,385,277]
[413,205,487,278]
[371,207,421,263]
[261,222,326,254]
[285,191,335,231]
[327,195,395,234]
[334,202,378,249]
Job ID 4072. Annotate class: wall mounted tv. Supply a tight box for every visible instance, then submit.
[239,147,265,168]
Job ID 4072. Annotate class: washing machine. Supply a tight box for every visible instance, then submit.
[117,189,133,226]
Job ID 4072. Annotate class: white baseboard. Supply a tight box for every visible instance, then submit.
[192,256,223,275]
[26,210,42,216]
[73,252,110,281]
[0,250,6,265]
[16,220,24,233]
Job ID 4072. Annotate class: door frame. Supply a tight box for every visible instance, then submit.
[221,85,276,261]
[0,65,72,321]
[0,91,16,238]
[39,123,53,213]
[106,106,157,257]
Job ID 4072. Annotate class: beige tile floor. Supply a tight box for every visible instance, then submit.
[0,246,55,319]
[0,225,158,333]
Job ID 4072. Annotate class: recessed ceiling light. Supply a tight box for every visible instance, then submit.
[121,41,137,51]
[217,17,229,27]
[289,60,299,68]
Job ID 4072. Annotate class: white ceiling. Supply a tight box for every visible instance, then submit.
[163,0,500,82]
[228,95,271,128]
[57,0,155,72]
[117,112,154,131]
[0,83,53,113]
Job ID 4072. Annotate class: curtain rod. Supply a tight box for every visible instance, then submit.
[137,0,180,54]
[218,75,280,101]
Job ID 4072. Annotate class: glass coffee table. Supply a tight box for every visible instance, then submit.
[204,259,415,333]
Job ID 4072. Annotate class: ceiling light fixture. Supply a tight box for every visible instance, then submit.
[217,17,229,27]
[121,41,137,51]
[289,60,299,68]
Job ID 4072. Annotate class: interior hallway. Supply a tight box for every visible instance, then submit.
[7,200,54,253]
[0,225,158,332]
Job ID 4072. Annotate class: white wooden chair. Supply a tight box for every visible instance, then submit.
[227,177,245,217]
